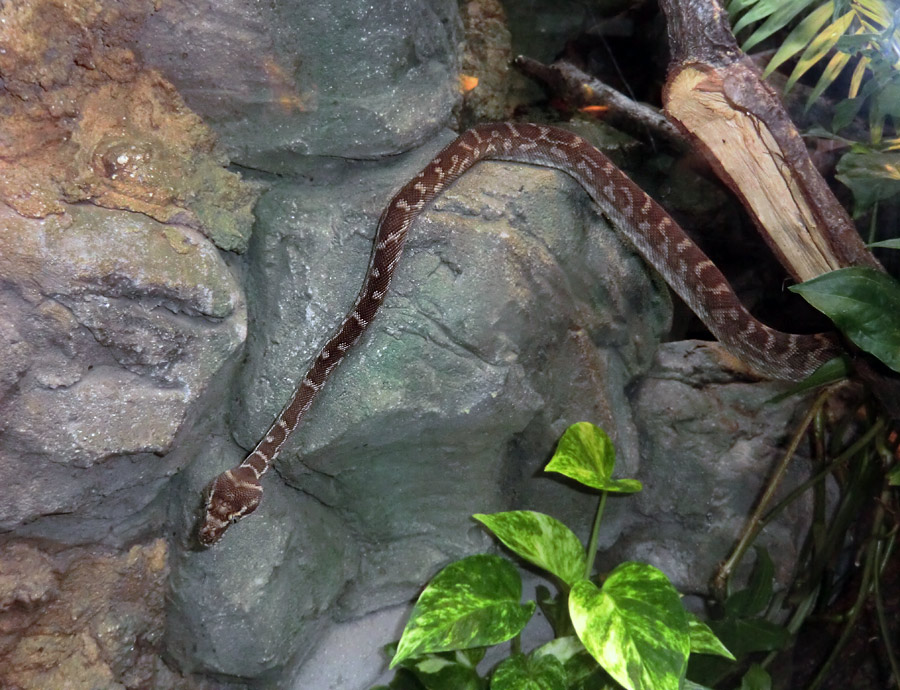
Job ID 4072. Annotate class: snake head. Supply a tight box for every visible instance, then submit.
[198,467,263,546]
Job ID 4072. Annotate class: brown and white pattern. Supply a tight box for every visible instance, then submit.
[198,123,842,545]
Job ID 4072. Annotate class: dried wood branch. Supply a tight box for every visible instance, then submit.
[514,55,687,150]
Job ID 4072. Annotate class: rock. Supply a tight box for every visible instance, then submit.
[168,127,670,680]
[140,0,464,169]
[0,539,187,690]
[0,204,245,541]
[616,340,817,591]
[0,1,256,251]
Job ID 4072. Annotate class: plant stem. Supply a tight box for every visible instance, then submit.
[713,388,834,598]
[806,485,887,690]
[873,533,900,689]
[584,491,608,580]
[761,419,884,527]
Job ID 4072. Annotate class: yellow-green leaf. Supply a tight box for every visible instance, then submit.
[392,555,535,667]
[474,511,587,587]
[786,11,855,93]
[764,1,834,76]
[545,422,642,493]
[569,563,690,690]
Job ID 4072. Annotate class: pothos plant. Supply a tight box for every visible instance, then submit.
[372,422,736,690]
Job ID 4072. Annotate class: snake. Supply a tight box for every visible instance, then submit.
[197,122,842,546]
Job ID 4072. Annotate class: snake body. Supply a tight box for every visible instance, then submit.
[198,122,841,545]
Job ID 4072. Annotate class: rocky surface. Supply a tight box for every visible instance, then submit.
[0,539,200,690]
[140,0,463,169]
[0,0,256,251]
[1,0,828,688]
[166,125,671,680]
[0,203,245,543]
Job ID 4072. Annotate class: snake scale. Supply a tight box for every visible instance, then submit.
[198,122,842,546]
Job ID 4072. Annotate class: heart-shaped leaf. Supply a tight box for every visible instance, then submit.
[392,555,535,667]
[569,562,690,690]
[474,511,586,587]
[546,422,642,493]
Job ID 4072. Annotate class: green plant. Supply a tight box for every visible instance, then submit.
[726,0,900,215]
[372,422,735,690]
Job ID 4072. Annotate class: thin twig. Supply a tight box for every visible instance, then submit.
[514,55,687,149]
[712,388,835,598]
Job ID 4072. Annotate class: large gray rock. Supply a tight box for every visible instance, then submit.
[613,340,817,590]
[272,343,818,690]
[140,0,463,169]
[0,203,245,543]
[167,127,671,681]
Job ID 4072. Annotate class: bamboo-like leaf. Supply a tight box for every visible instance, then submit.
[742,0,820,51]
[473,511,587,587]
[733,0,812,36]
[806,49,853,108]
[766,355,850,403]
[870,89,885,144]
[854,0,891,24]
[849,55,870,98]
[785,10,855,93]
[868,238,900,249]
[391,555,535,667]
[764,1,834,75]
[727,0,763,20]
[569,563,690,690]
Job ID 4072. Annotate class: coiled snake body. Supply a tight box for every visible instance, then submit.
[198,122,841,545]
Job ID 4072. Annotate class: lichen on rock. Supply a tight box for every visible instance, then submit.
[0,0,257,252]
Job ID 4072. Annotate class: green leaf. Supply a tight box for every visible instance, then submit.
[836,151,900,212]
[490,653,566,690]
[683,681,716,690]
[536,585,573,637]
[868,238,900,249]
[832,95,867,132]
[790,267,900,373]
[391,555,536,667]
[709,617,789,656]
[724,547,775,618]
[391,649,486,690]
[569,562,690,690]
[763,1,833,75]
[532,635,586,663]
[546,422,642,493]
[741,0,820,51]
[740,664,772,690]
[687,614,736,660]
[473,511,587,587]
[888,463,900,486]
